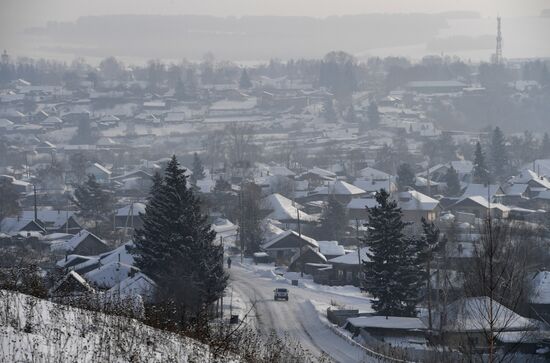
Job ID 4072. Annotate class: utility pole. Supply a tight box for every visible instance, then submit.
[356,218,361,266]
[33,184,37,222]
[297,208,304,277]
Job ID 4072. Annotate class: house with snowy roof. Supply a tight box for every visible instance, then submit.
[358,167,392,181]
[50,270,95,298]
[297,167,337,187]
[261,193,317,228]
[20,209,81,233]
[529,271,550,322]
[114,203,146,230]
[107,272,156,304]
[0,217,46,236]
[344,316,428,349]
[312,179,366,204]
[85,163,112,184]
[57,240,136,275]
[84,261,141,290]
[261,230,318,265]
[288,245,327,273]
[432,296,536,351]
[51,230,109,255]
[449,196,510,220]
[317,240,345,260]
[353,179,396,196]
[460,183,505,202]
[322,247,371,286]
[346,197,379,220]
[397,189,441,227]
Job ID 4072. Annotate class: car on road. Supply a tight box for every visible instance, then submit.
[274,288,289,301]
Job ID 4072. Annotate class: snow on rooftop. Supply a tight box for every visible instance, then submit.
[51,230,107,252]
[347,316,426,330]
[397,190,439,211]
[317,241,345,257]
[353,179,396,193]
[0,217,42,235]
[461,184,503,200]
[262,230,318,250]
[328,247,371,265]
[261,193,316,222]
[530,271,550,304]
[359,167,391,180]
[346,198,379,210]
[21,209,75,229]
[210,97,257,111]
[316,180,365,196]
[442,297,534,332]
[85,262,139,289]
[107,272,156,302]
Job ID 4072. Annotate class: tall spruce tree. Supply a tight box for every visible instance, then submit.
[367,102,380,127]
[322,98,337,122]
[397,163,415,191]
[191,152,206,184]
[489,127,508,181]
[473,142,489,184]
[239,68,252,89]
[133,156,227,326]
[240,182,263,254]
[72,175,112,234]
[541,132,550,159]
[361,189,421,317]
[318,195,347,240]
[445,166,461,197]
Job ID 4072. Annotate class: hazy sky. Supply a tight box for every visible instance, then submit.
[2,0,549,28]
[1,0,548,62]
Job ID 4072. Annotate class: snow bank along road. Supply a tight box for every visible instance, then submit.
[229,264,373,363]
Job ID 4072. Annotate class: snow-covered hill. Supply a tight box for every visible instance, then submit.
[0,290,238,362]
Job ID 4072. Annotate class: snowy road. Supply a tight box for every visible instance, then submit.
[229,264,373,363]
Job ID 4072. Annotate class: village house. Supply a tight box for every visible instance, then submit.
[50,229,110,255]
[20,209,81,234]
[85,162,112,184]
[261,230,319,265]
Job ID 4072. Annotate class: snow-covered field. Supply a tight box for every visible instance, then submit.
[0,290,238,363]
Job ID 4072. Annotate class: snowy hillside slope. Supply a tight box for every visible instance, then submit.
[0,290,238,362]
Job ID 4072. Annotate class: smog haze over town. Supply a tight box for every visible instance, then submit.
[1,1,550,362]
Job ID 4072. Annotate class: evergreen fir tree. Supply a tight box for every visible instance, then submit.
[72,175,112,233]
[361,189,421,317]
[445,166,461,197]
[133,156,227,327]
[322,98,337,122]
[473,142,489,184]
[367,102,380,127]
[318,195,347,240]
[345,105,357,123]
[190,152,206,184]
[174,77,186,101]
[0,178,21,221]
[489,127,508,181]
[239,68,253,89]
[540,132,550,159]
[240,182,263,254]
[397,163,415,191]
